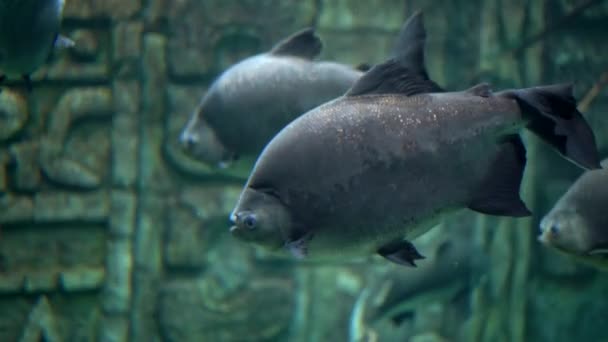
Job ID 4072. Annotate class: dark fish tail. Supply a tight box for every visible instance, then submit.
[498,84,601,170]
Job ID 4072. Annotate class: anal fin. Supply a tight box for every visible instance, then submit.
[468,135,531,217]
[378,239,425,267]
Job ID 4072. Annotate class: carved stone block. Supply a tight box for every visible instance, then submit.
[103,239,132,314]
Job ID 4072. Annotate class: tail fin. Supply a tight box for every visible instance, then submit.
[498,84,601,170]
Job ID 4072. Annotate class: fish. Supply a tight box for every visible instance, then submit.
[366,228,485,325]
[178,27,364,167]
[539,159,608,269]
[0,0,74,91]
[348,223,486,342]
[228,11,601,266]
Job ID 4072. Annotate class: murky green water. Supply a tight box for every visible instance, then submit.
[0,0,607,341]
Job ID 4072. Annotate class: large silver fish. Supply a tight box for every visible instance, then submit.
[178,27,364,167]
[228,12,601,266]
[539,159,608,269]
[0,0,73,90]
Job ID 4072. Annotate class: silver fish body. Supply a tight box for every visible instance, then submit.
[179,28,362,166]
[0,0,66,78]
[539,160,608,268]
[232,91,524,258]
[228,11,599,266]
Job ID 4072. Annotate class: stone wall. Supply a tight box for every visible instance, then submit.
[0,0,607,341]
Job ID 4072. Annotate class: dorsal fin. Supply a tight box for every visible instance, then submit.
[346,11,442,97]
[391,10,426,72]
[465,83,493,97]
[270,28,322,60]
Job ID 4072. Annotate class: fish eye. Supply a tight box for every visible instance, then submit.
[550,225,559,235]
[243,215,257,229]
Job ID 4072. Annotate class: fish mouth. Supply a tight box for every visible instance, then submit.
[229,224,249,241]
[537,217,555,245]
[537,231,551,245]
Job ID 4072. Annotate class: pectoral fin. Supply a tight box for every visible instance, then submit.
[54,35,75,50]
[285,231,313,259]
[378,240,425,267]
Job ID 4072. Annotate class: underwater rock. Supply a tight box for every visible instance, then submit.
[167,0,315,78]
[164,204,209,269]
[159,276,293,342]
[111,111,139,187]
[103,239,133,314]
[0,151,8,193]
[41,157,102,189]
[109,190,137,237]
[539,247,596,278]
[319,1,406,32]
[59,267,106,292]
[113,80,140,114]
[0,90,28,141]
[38,88,113,189]
[178,185,243,221]
[113,22,143,62]
[113,22,143,78]
[409,332,449,342]
[0,273,23,293]
[33,191,109,222]
[23,273,58,293]
[110,82,139,188]
[98,316,129,342]
[160,230,294,341]
[0,195,34,223]
[142,33,166,122]
[9,142,41,192]
[164,185,249,268]
[46,88,113,143]
[69,29,100,62]
[63,0,141,20]
[19,296,61,342]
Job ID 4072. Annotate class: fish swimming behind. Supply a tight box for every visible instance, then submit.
[0,0,74,91]
[539,159,608,269]
[364,226,485,325]
[179,26,364,168]
[228,11,601,267]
